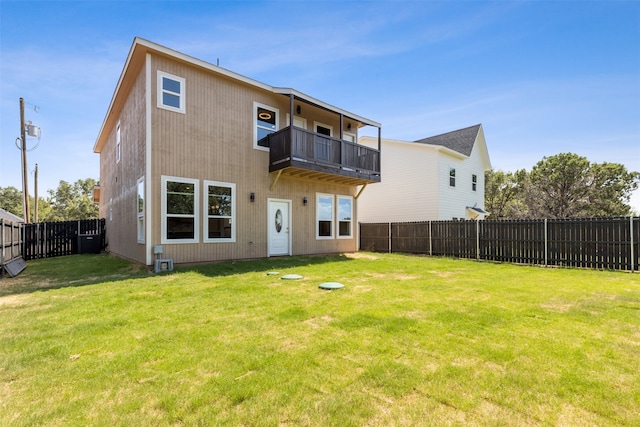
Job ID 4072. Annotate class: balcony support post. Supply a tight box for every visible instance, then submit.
[339,114,344,167]
[270,169,283,191]
[377,126,382,172]
[355,183,368,199]
[289,94,295,147]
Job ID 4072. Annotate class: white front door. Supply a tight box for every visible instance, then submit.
[268,199,291,256]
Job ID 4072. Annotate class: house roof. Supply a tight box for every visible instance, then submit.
[0,208,24,223]
[414,124,482,157]
[94,37,380,153]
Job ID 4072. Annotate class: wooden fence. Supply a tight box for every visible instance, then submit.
[22,219,106,261]
[1,219,24,277]
[360,217,640,272]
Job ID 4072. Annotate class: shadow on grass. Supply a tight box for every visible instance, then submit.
[0,254,151,297]
[0,253,356,297]
[174,253,355,278]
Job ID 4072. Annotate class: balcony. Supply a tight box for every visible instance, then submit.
[260,126,381,186]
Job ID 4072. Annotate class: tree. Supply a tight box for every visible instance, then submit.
[484,169,528,219]
[525,153,592,218]
[486,153,640,219]
[587,162,640,217]
[0,186,24,217]
[46,178,99,221]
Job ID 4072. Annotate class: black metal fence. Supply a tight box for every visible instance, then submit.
[22,219,106,261]
[360,217,640,271]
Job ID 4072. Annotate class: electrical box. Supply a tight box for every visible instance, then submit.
[27,124,40,138]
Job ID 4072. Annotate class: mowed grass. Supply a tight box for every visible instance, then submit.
[1,253,639,426]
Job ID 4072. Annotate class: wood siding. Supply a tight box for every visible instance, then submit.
[95,41,379,266]
[99,66,147,263]
[141,55,358,264]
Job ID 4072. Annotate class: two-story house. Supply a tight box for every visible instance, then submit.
[357,124,490,223]
[93,38,381,266]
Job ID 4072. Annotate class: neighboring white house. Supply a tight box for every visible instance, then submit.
[357,124,491,223]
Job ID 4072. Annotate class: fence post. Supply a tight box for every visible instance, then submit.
[476,220,480,260]
[544,218,548,267]
[388,222,392,254]
[1,219,4,279]
[630,216,635,272]
[429,221,433,256]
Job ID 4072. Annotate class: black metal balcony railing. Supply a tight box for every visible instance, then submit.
[260,126,381,183]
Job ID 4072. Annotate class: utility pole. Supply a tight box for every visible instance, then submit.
[34,163,39,223]
[20,97,31,224]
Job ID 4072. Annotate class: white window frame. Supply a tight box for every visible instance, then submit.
[157,71,186,114]
[136,177,145,243]
[116,122,121,163]
[472,174,477,192]
[316,193,335,239]
[314,121,333,136]
[337,195,353,239]
[161,175,199,244]
[286,114,307,130]
[203,180,236,243]
[449,167,456,187]
[253,101,279,151]
[342,132,356,143]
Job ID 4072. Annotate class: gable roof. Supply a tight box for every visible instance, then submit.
[0,208,24,223]
[414,124,482,157]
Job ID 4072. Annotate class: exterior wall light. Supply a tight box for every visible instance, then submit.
[250,192,255,202]
[303,196,308,206]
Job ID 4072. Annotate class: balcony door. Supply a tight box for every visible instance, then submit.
[268,199,291,256]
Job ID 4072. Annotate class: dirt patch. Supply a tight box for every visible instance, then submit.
[344,252,379,260]
[427,270,454,278]
[0,294,24,306]
[303,315,333,329]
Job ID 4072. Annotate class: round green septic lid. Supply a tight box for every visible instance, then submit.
[281,274,303,280]
[266,272,280,275]
[319,282,344,290]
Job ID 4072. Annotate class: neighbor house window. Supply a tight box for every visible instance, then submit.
[158,71,186,113]
[254,102,278,149]
[116,123,121,163]
[162,176,198,243]
[449,167,456,187]
[204,181,235,242]
[337,196,353,238]
[316,193,334,239]
[137,177,145,243]
[472,174,477,192]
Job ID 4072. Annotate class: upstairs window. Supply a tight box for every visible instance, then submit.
[449,167,456,187]
[158,71,186,114]
[472,174,477,191]
[254,102,278,150]
[116,123,121,163]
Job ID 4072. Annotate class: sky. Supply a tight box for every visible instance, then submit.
[1,0,639,211]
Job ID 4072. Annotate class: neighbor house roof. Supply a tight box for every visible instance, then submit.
[0,208,24,223]
[414,124,482,157]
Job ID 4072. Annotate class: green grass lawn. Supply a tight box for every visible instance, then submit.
[1,253,639,426]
